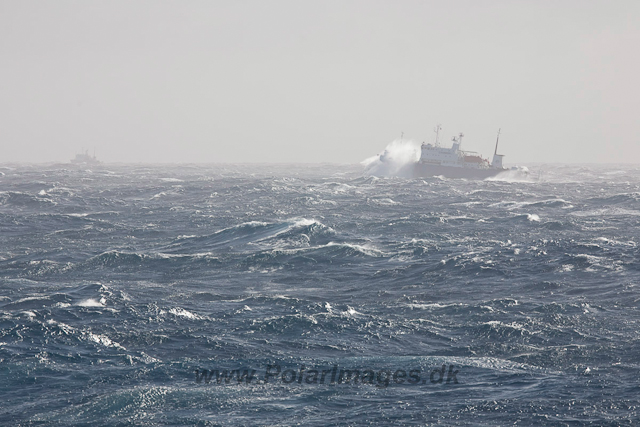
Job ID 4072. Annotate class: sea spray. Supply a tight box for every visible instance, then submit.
[362,139,421,178]
[485,166,533,182]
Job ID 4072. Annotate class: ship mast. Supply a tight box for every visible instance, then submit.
[434,124,441,147]
[491,128,505,169]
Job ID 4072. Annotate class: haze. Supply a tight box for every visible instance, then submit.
[1,0,639,164]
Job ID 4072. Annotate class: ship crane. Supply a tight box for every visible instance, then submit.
[451,133,464,154]
[451,133,464,145]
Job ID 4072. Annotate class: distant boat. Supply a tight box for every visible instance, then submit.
[71,149,100,165]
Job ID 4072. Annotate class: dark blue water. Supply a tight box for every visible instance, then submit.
[1,163,639,425]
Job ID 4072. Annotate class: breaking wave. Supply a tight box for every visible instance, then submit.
[362,139,420,178]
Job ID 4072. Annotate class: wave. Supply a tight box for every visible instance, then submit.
[0,191,56,207]
[585,192,640,205]
[485,167,533,182]
[163,218,336,254]
[489,198,573,210]
[65,251,222,276]
[239,241,385,270]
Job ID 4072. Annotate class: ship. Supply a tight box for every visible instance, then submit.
[70,149,100,165]
[412,126,525,179]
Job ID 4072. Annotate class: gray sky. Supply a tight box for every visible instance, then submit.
[1,0,639,164]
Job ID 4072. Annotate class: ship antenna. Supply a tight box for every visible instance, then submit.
[494,128,501,155]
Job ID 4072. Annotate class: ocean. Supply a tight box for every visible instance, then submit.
[1,163,639,426]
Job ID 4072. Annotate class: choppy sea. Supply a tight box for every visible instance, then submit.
[1,163,640,426]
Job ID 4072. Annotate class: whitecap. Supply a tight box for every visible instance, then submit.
[168,307,203,320]
[77,298,105,308]
[85,332,126,350]
[325,242,384,257]
[369,198,399,206]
